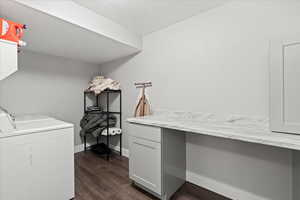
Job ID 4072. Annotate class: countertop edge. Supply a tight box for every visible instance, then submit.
[127,118,300,151]
[0,120,74,139]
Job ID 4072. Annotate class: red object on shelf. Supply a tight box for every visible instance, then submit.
[0,18,26,46]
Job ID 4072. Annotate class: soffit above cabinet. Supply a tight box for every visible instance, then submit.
[0,0,142,64]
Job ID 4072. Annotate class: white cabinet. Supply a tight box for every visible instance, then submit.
[0,127,74,200]
[0,39,18,80]
[128,123,186,200]
[129,136,162,195]
[270,37,300,134]
[129,124,162,195]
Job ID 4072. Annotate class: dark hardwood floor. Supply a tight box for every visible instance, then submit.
[75,151,231,200]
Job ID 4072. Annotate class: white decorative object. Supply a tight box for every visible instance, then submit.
[101,127,122,136]
[270,36,300,135]
[0,39,18,81]
[86,76,120,94]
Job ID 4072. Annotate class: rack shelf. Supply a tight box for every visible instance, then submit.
[85,89,122,94]
[85,111,121,115]
[83,89,122,160]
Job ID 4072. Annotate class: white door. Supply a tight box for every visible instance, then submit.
[129,136,162,195]
[270,36,300,134]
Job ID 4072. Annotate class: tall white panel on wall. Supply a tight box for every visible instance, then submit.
[270,36,300,134]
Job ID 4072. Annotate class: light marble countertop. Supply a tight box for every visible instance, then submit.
[127,110,300,151]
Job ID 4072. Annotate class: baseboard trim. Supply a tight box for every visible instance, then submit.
[75,145,266,200]
[186,171,267,200]
[74,142,129,158]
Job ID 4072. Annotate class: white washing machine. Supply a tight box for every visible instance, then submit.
[0,108,75,200]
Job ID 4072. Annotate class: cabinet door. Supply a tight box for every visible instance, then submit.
[0,128,74,200]
[31,128,74,200]
[0,137,33,200]
[129,136,162,195]
[270,37,300,134]
[0,40,18,80]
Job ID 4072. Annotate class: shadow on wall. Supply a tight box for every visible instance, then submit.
[16,50,101,79]
[0,50,102,145]
[99,53,140,76]
[186,133,292,200]
[187,133,291,164]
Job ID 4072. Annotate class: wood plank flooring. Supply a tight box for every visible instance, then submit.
[75,151,231,200]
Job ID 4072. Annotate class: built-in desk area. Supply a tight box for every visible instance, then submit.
[127,110,300,200]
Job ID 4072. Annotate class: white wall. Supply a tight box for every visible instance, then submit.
[99,1,300,199]
[0,50,101,145]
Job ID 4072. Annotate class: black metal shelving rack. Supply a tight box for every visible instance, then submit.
[83,89,122,160]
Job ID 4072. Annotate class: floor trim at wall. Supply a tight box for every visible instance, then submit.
[74,142,130,158]
[74,146,266,200]
[186,171,267,200]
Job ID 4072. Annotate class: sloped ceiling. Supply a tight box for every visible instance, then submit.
[0,0,231,64]
[73,0,231,35]
[0,0,142,64]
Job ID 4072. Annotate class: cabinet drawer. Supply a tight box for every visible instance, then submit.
[129,136,161,195]
[129,123,161,143]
